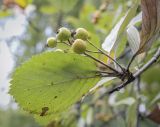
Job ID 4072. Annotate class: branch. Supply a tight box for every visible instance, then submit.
[87,40,125,72]
[86,50,101,54]
[134,47,160,77]
[89,47,159,105]
[84,52,120,74]
[127,53,137,70]
[108,47,160,94]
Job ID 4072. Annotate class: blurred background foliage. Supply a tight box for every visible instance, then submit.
[0,0,160,127]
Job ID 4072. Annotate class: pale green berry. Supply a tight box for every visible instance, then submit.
[47,37,57,48]
[72,39,87,54]
[56,27,71,41]
[74,28,89,40]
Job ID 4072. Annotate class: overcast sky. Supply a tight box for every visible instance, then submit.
[0,7,26,109]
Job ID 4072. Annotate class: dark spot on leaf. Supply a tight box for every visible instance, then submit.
[54,96,58,99]
[40,107,49,116]
[42,63,46,66]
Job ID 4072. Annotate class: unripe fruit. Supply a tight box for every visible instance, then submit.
[56,27,71,41]
[72,39,87,54]
[47,37,57,48]
[74,28,89,40]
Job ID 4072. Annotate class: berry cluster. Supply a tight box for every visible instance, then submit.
[46,27,89,54]
[46,27,126,82]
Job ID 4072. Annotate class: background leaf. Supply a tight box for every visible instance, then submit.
[126,102,137,127]
[128,12,142,28]
[138,0,160,53]
[50,0,78,12]
[127,25,140,54]
[90,77,115,92]
[102,3,138,53]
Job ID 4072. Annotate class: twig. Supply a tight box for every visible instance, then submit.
[95,47,160,100]
[63,42,70,46]
[84,52,120,74]
[127,53,137,70]
[86,50,101,54]
[109,47,160,94]
[93,70,116,75]
[68,39,72,45]
[108,74,135,94]
[84,46,159,107]
[87,40,125,72]
[134,47,160,76]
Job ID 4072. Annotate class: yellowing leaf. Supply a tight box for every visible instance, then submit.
[99,51,115,64]
[15,0,28,8]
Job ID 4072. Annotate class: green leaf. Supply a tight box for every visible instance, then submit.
[50,0,78,12]
[113,97,136,106]
[108,116,126,127]
[140,119,159,127]
[39,5,57,14]
[142,65,160,84]
[126,102,137,127]
[128,12,142,27]
[10,52,100,124]
[0,10,11,18]
[102,3,138,52]
[115,34,127,57]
